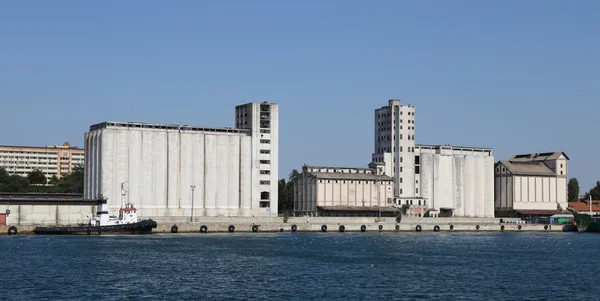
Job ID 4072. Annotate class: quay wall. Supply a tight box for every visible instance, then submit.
[0,216,574,235]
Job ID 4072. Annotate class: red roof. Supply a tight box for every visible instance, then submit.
[568,202,600,212]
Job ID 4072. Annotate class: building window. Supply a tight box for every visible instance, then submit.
[561,171,563,175]
[260,180,270,185]
[415,166,420,174]
[400,157,403,163]
[400,177,403,183]
[400,167,403,172]
[416,188,419,194]
[401,189,404,195]
[418,200,421,206]
[561,164,563,168]
[261,191,270,200]
[416,179,419,184]
[260,150,270,154]
[260,139,270,144]
[260,201,270,208]
[260,170,270,175]
[260,160,270,164]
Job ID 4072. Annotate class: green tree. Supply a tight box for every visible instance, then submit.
[289,169,300,181]
[568,177,580,202]
[278,179,287,210]
[55,165,84,193]
[3,175,29,192]
[27,169,47,185]
[0,167,9,184]
[582,181,600,201]
[48,175,59,186]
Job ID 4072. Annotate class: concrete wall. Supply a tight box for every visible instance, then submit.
[0,204,94,225]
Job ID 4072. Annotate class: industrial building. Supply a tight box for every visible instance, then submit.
[294,165,395,217]
[494,152,569,216]
[293,99,495,218]
[0,142,84,180]
[371,100,495,217]
[84,102,278,218]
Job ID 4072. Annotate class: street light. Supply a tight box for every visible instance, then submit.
[190,185,196,223]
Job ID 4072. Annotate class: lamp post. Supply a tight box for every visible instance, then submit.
[190,185,196,223]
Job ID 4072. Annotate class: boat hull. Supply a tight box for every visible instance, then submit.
[33,219,157,235]
[573,213,600,233]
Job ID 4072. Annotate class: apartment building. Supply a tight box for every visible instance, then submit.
[0,142,84,179]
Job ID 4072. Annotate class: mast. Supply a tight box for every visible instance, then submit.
[121,182,127,209]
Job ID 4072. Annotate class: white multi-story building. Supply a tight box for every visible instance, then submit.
[84,102,278,218]
[0,143,84,180]
[371,99,495,217]
[495,152,569,215]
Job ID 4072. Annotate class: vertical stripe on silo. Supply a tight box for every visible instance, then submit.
[484,156,495,217]
[166,131,179,210]
[463,156,475,217]
[229,135,240,211]
[141,131,154,212]
[453,156,465,217]
[154,131,167,210]
[474,156,485,217]
[419,154,431,208]
[192,134,205,215]
[179,132,193,211]
[240,136,251,215]
[102,130,115,208]
[128,130,142,210]
[215,135,229,213]
[204,135,217,214]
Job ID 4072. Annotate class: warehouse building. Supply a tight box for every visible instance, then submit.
[371,100,495,217]
[84,102,278,218]
[294,165,395,217]
[494,152,569,216]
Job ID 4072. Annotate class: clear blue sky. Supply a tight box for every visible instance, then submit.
[1,1,598,192]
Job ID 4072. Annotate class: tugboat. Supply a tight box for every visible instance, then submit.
[34,183,157,235]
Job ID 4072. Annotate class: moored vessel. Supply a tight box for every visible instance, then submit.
[572,196,600,233]
[34,183,157,235]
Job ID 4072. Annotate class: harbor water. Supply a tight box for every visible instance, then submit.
[2,232,599,300]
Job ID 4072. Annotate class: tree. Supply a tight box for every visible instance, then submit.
[55,165,84,193]
[582,181,600,201]
[0,167,9,184]
[289,169,300,181]
[48,175,59,186]
[568,178,580,202]
[3,175,29,192]
[27,169,47,185]
[278,179,287,210]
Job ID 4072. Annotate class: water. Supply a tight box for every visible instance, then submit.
[2,232,599,300]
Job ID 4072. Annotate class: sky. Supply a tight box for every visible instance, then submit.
[0,1,598,192]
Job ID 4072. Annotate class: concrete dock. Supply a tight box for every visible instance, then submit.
[0,216,575,234]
